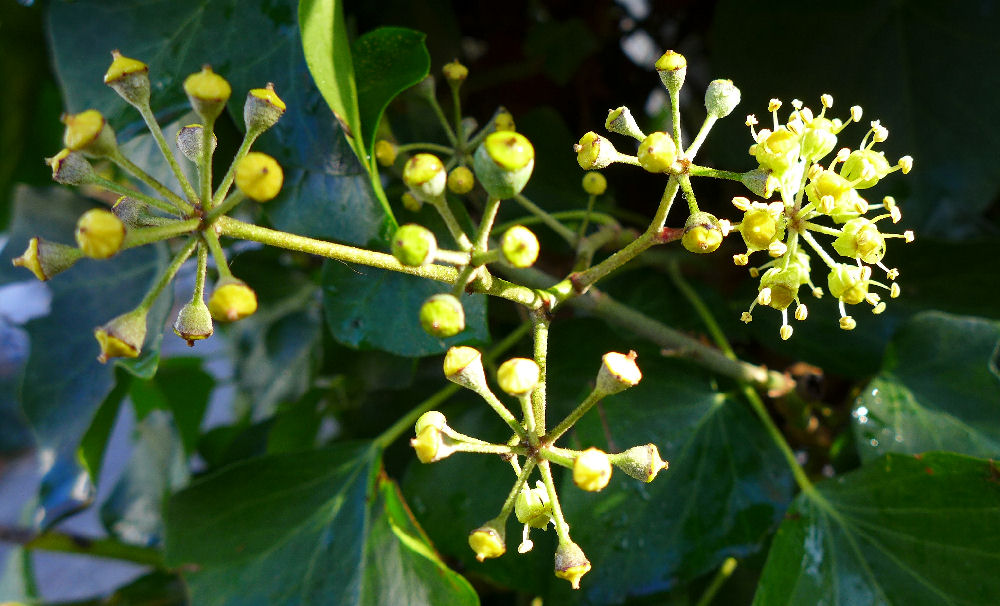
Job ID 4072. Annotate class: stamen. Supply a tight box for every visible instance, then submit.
[795,304,808,321]
[821,94,834,109]
[732,196,751,211]
[898,156,913,173]
[741,311,753,323]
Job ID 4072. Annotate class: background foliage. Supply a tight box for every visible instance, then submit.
[0,0,998,604]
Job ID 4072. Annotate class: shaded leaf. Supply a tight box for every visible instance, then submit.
[165,442,477,605]
[853,312,1000,461]
[754,453,1000,605]
[128,357,214,455]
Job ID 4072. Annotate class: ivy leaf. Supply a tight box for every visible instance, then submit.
[321,260,489,357]
[853,312,1000,461]
[754,452,1000,605]
[165,442,478,605]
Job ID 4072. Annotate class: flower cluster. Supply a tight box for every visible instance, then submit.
[13,51,287,361]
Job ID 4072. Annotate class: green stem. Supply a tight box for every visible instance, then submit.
[202,228,233,279]
[545,388,603,445]
[375,322,530,448]
[109,150,193,214]
[537,447,575,468]
[90,175,182,216]
[474,384,530,443]
[494,210,619,238]
[192,241,208,301]
[687,164,743,181]
[0,526,164,568]
[475,197,502,253]
[685,115,718,159]
[513,194,578,244]
[426,95,458,146]
[429,197,473,250]
[204,191,247,223]
[679,175,700,215]
[538,461,571,543]
[667,260,730,353]
[199,117,216,210]
[801,221,842,237]
[434,249,472,266]
[212,129,259,207]
[451,264,477,298]
[122,218,200,249]
[498,459,537,523]
[694,557,738,606]
[397,142,455,155]
[452,441,521,456]
[531,311,550,433]
[450,84,464,143]
[575,194,597,248]
[800,229,838,269]
[668,84,683,150]
[574,224,624,272]
[135,103,200,205]
[139,237,198,310]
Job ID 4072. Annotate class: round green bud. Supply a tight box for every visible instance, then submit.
[473,131,535,199]
[411,425,452,463]
[800,117,837,161]
[493,108,515,132]
[173,299,214,346]
[443,346,489,392]
[76,208,125,259]
[637,131,677,173]
[94,308,148,363]
[604,106,645,140]
[401,192,422,212]
[554,540,591,590]
[46,149,95,185]
[403,153,447,200]
[374,140,397,167]
[827,263,870,305]
[832,218,885,264]
[582,172,607,195]
[610,444,669,482]
[447,165,475,194]
[442,60,468,84]
[704,79,741,118]
[12,237,82,281]
[244,83,286,133]
[496,357,540,396]
[176,124,217,163]
[183,65,231,121]
[419,293,465,338]
[235,152,284,202]
[596,350,642,395]
[469,523,505,562]
[391,224,437,267]
[840,149,891,189]
[573,447,612,492]
[500,225,539,268]
[208,277,258,322]
[414,410,447,435]
[515,481,552,529]
[682,212,724,254]
[62,109,118,158]
[104,50,150,106]
[574,131,618,170]
[654,50,687,93]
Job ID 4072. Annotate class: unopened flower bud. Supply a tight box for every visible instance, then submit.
[704,79,741,118]
[442,59,468,85]
[654,50,687,93]
[208,277,258,322]
[411,424,454,463]
[596,350,642,395]
[469,521,505,562]
[104,50,150,106]
[554,539,591,589]
[235,152,283,202]
[173,299,214,346]
[573,447,612,492]
[610,444,669,482]
[582,172,607,195]
[62,110,118,158]
[391,224,437,267]
[374,140,397,167]
[244,83,286,133]
[493,108,515,132]
[76,209,125,259]
[443,346,489,391]
[473,131,534,199]
[740,167,778,199]
[515,481,552,528]
[637,131,677,173]
[94,308,148,363]
[401,192,422,212]
[604,106,645,140]
[176,124,217,163]
[574,131,618,170]
[12,237,82,281]
[46,149,95,185]
[682,212,724,254]
[419,293,465,338]
[404,153,447,200]
[412,75,436,102]
[183,65,231,121]
[496,357,540,396]
[447,165,475,194]
[414,410,447,435]
[112,196,148,229]
[500,225,539,268]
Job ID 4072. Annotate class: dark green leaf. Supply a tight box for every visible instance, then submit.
[353,27,430,158]
[78,367,132,483]
[711,0,1000,237]
[165,442,477,605]
[321,260,489,357]
[754,453,1000,605]
[853,312,1000,461]
[128,357,214,455]
[101,411,189,547]
[524,19,597,86]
